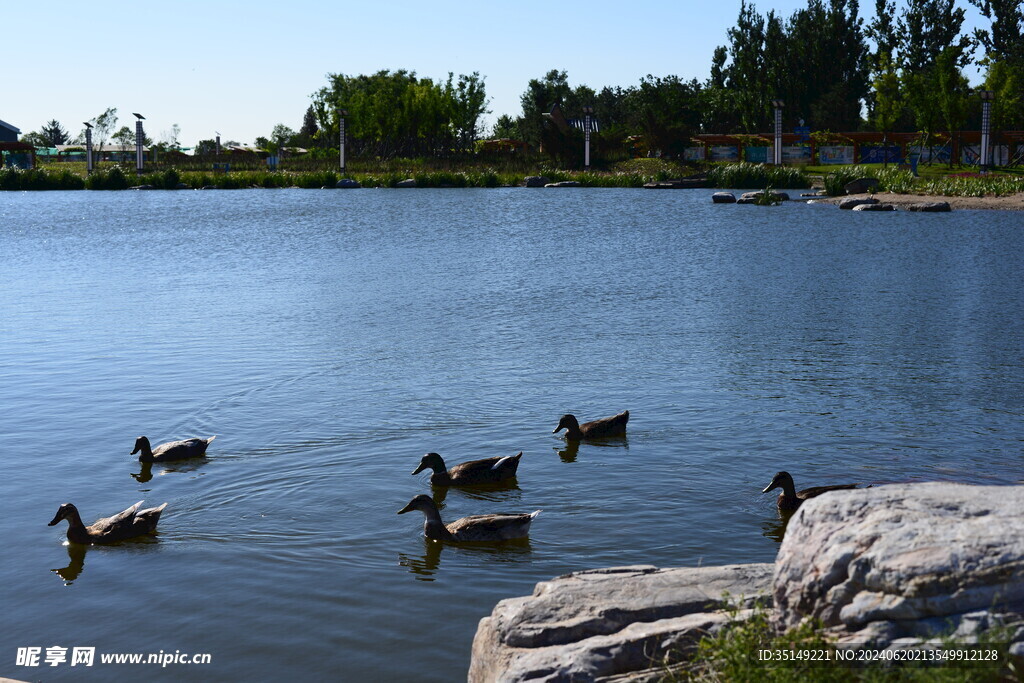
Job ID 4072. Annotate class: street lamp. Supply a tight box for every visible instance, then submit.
[978,90,995,173]
[82,122,94,174]
[771,100,785,165]
[338,109,348,175]
[132,113,145,175]
[582,105,594,170]
[215,131,221,157]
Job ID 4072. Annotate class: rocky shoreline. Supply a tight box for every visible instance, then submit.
[469,483,1024,681]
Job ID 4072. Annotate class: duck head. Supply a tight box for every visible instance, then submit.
[398,494,438,516]
[130,436,151,456]
[49,503,79,526]
[552,414,580,434]
[411,453,446,476]
[763,471,796,495]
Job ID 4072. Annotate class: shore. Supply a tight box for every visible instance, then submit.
[815,191,1024,210]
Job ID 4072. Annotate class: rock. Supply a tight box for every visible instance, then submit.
[175,183,190,190]
[544,181,581,188]
[773,483,1024,648]
[838,197,879,210]
[469,563,773,682]
[395,178,417,188]
[844,177,880,194]
[906,201,951,212]
[201,185,217,190]
[739,190,788,202]
[336,178,360,189]
[712,192,736,204]
[130,184,155,190]
[852,203,896,211]
[736,197,757,204]
[524,176,550,188]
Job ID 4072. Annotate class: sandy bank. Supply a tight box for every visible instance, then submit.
[814,191,1024,210]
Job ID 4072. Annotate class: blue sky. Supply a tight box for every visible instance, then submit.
[5,0,987,147]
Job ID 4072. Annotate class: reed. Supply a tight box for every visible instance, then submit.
[707,163,810,189]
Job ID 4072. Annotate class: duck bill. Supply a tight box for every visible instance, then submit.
[130,444,140,455]
[48,512,63,526]
[411,462,428,476]
[762,480,779,494]
[397,502,415,515]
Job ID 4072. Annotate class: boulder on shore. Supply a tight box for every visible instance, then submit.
[395,178,417,188]
[712,192,736,204]
[844,177,880,195]
[545,181,581,188]
[906,201,951,212]
[524,176,550,188]
[336,178,360,189]
[852,202,896,211]
[469,563,773,682]
[773,483,1024,650]
[839,197,879,210]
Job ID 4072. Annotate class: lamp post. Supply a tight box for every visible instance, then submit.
[979,90,995,173]
[215,131,221,158]
[582,105,594,170]
[83,122,94,175]
[338,109,348,175]
[132,113,145,175]
[771,100,784,165]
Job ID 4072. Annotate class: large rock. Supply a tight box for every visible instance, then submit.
[336,178,360,189]
[469,563,773,682]
[395,178,417,188]
[712,192,736,204]
[844,177,880,194]
[839,196,879,210]
[773,483,1024,646]
[906,201,951,212]
[852,203,896,211]
[544,181,581,188]
[524,176,550,188]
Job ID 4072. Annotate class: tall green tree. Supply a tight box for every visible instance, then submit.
[39,119,70,146]
[933,46,972,166]
[898,0,975,72]
[969,0,1024,64]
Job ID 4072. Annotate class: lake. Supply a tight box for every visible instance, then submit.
[1,188,1022,680]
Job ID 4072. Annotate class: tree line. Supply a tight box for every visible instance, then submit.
[21,1,1024,164]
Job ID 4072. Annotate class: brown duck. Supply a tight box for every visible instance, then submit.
[553,411,629,440]
[48,501,167,544]
[762,471,861,511]
[131,435,216,462]
[398,494,539,542]
[411,451,522,486]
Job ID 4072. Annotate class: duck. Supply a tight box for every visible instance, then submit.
[131,435,216,462]
[48,501,167,544]
[411,451,522,486]
[762,471,862,511]
[553,410,629,440]
[398,494,540,542]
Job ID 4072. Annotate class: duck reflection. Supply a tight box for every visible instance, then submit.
[398,536,534,581]
[131,458,209,483]
[553,436,628,463]
[51,543,87,585]
[761,510,796,544]
[398,537,444,581]
[556,440,579,463]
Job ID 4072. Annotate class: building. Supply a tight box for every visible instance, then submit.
[0,118,20,142]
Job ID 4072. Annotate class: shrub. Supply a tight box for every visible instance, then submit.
[708,163,809,189]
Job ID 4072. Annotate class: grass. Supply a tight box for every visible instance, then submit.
[707,163,811,189]
[678,604,1019,682]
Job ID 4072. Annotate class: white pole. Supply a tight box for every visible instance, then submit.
[980,100,992,172]
[774,107,782,165]
[340,115,346,174]
[584,113,591,169]
[135,119,144,175]
[84,126,93,174]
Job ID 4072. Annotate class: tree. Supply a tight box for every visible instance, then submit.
[84,108,118,155]
[933,46,971,167]
[447,71,490,152]
[517,69,572,148]
[39,120,70,146]
[898,0,975,72]
[970,0,1024,64]
[490,114,520,139]
[871,51,903,165]
[194,139,218,156]
[159,123,181,150]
